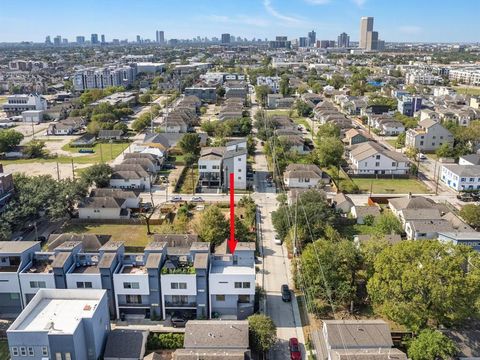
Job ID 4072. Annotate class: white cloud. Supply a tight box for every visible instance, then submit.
[399,25,423,34]
[305,0,331,4]
[352,0,366,6]
[263,0,303,24]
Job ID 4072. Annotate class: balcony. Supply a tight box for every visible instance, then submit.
[164,301,197,308]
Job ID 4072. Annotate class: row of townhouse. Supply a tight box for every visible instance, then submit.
[313,101,353,129]
[271,115,311,154]
[198,138,248,190]
[367,113,405,136]
[218,97,245,121]
[347,141,410,175]
[0,236,256,321]
[334,94,368,116]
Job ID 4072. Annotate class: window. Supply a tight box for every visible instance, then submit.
[375,155,380,160]
[392,162,397,167]
[238,168,242,172]
[126,295,141,304]
[216,295,225,301]
[234,282,242,288]
[179,283,187,289]
[20,347,27,356]
[199,165,206,169]
[27,347,34,356]
[238,295,250,303]
[242,282,251,288]
[11,347,19,357]
[171,283,178,289]
[123,282,139,289]
[56,353,62,360]
[30,281,46,288]
[42,347,49,357]
[10,293,19,300]
[375,162,380,167]
[65,353,71,360]
[76,282,93,289]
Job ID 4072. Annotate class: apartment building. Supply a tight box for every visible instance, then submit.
[73,64,138,91]
[209,242,255,320]
[441,164,480,191]
[449,67,480,86]
[2,94,47,116]
[397,95,422,116]
[347,141,410,175]
[405,118,454,152]
[405,70,442,85]
[7,289,110,360]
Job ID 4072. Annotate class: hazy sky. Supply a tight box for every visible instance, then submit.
[1,0,478,43]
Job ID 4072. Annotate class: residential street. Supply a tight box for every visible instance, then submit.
[251,141,306,359]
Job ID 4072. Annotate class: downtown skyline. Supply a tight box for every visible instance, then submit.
[0,0,479,44]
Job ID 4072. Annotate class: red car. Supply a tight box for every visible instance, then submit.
[289,337,301,360]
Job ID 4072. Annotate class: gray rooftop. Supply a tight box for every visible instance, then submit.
[323,320,393,349]
[184,320,249,349]
[103,329,148,359]
[0,241,39,254]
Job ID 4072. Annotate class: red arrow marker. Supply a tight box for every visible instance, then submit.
[228,172,237,254]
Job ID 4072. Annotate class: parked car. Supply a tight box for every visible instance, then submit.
[171,315,187,328]
[281,284,291,302]
[171,195,183,202]
[274,235,282,245]
[289,337,301,360]
[417,153,427,160]
[457,193,475,202]
[191,196,204,202]
[162,164,176,170]
[12,236,23,241]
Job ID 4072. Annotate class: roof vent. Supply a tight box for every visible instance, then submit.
[83,304,92,311]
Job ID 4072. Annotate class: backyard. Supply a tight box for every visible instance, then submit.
[454,86,480,96]
[352,177,431,194]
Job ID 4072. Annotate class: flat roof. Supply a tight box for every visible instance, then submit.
[210,265,255,275]
[12,295,101,334]
[0,241,39,254]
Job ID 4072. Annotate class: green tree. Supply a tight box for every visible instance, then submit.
[408,329,458,360]
[317,123,340,139]
[139,93,152,104]
[327,74,346,89]
[0,129,24,152]
[216,86,226,98]
[436,143,456,158]
[279,75,290,97]
[459,204,480,228]
[179,133,201,156]
[367,240,480,331]
[395,132,406,148]
[300,239,361,315]
[373,212,403,235]
[113,122,128,133]
[314,136,344,167]
[254,85,271,107]
[196,205,229,246]
[80,164,113,188]
[405,146,419,160]
[248,314,277,355]
[295,100,313,117]
[23,140,47,158]
[360,236,390,280]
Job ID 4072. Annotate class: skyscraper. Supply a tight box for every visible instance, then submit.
[359,16,374,49]
[101,34,105,44]
[53,35,62,46]
[221,33,231,44]
[45,36,51,45]
[76,36,85,44]
[308,30,316,47]
[91,33,99,44]
[299,37,308,48]
[337,32,350,48]
[156,30,165,44]
[366,31,378,51]
[136,35,141,43]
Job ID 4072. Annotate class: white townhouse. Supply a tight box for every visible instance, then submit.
[441,164,480,191]
[348,141,410,175]
[283,164,325,189]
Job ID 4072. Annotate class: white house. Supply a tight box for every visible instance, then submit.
[78,197,130,220]
[441,164,480,191]
[160,272,197,320]
[198,147,224,189]
[2,94,47,116]
[405,118,454,152]
[348,141,410,175]
[283,164,325,189]
[21,110,43,123]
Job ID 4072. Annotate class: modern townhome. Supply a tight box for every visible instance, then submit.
[459,154,480,166]
[112,242,165,320]
[209,242,256,320]
[109,163,152,191]
[316,320,407,360]
[441,164,480,191]
[405,118,454,152]
[347,141,410,175]
[438,232,480,251]
[123,152,164,172]
[160,241,210,320]
[7,289,110,360]
[198,139,248,191]
[283,163,326,189]
[0,241,41,318]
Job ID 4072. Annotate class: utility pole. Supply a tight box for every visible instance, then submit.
[71,158,75,179]
[56,162,60,180]
[100,143,104,163]
[435,161,440,195]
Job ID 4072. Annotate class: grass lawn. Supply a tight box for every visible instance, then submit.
[266,109,291,117]
[61,223,153,249]
[385,139,399,148]
[352,177,431,194]
[1,142,130,166]
[0,340,9,359]
[178,167,198,194]
[454,86,480,96]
